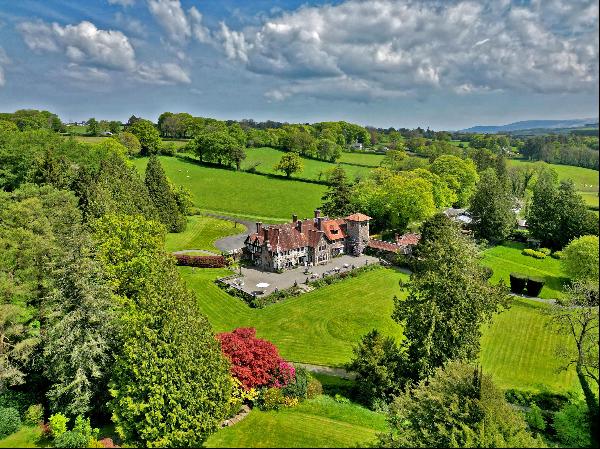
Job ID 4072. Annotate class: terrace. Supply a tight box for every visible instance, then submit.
[221,254,379,297]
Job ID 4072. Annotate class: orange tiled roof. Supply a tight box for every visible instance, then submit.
[345,213,372,221]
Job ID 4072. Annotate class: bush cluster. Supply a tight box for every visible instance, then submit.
[538,247,552,255]
[24,404,44,425]
[0,407,21,439]
[174,254,228,268]
[509,273,545,297]
[504,389,569,412]
[550,250,563,259]
[522,248,547,259]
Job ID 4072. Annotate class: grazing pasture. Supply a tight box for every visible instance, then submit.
[508,159,599,193]
[205,396,387,448]
[337,151,385,167]
[133,156,326,222]
[243,147,373,181]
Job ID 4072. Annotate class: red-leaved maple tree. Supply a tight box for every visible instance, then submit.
[217,327,295,389]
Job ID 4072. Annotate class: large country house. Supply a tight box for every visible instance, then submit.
[244,210,371,271]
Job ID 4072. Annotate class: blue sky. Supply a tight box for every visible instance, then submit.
[0,0,597,129]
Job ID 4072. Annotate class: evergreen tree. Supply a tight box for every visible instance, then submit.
[470,168,515,243]
[94,215,231,447]
[321,165,353,217]
[395,214,507,381]
[144,156,186,233]
[74,151,157,222]
[376,362,543,448]
[44,232,115,418]
[346,329,404,408]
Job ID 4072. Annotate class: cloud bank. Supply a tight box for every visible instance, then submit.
[217,0,599,101]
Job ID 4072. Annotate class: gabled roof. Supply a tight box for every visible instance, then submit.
[345,213,372,222]
[396,233,421,246]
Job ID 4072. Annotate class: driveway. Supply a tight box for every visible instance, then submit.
[203,213,265,253]
[221,254,380,296]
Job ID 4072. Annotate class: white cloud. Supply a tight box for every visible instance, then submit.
[215,0,599,101]
[136,61,190,84]
[18,20,136,71]
[147,0,212,44]
[17,18,191,86]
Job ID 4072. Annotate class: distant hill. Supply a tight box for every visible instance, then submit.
[461,118,598,134]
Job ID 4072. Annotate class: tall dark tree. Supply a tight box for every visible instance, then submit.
[346,329,404,408]
[74,151,157,221]
[321,165,353,217]
[469,168,515,243]
[144,156,186,233]
[394,214,508,381]
[44,231,115,418]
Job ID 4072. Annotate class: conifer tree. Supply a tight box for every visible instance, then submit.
[321,165,353,217]
[94,214,231,448]
[144,156,186,232]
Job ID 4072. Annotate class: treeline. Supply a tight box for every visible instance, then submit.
[0,124,230,447]
[520,135,599,170]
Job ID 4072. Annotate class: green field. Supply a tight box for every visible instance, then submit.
[205,396,387,448]
[133,156,326,222]
[182,265,576,393]
[508,159,599,193]
[337,151,385,167]
[0,427,41,448]
[165,215,245,253]
[481,242,567,299]
[243,147,373,181]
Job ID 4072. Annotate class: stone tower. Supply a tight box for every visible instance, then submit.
[345,213,371,256]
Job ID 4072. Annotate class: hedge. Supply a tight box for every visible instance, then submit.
[173,254,228,268]
[509,273,528,294]
[522,248,547,259]
[526,277,545,297]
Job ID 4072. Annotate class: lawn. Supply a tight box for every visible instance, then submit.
[165,215,245,253]
[182,265,576,393]
[243,147,373,182]
[337,151,385,167]
[481,242,567,299]
[508,159,599,193]
[133,156,326,222]
[204,395,387,448]
[480,298,576,393]
[0,426,41,448]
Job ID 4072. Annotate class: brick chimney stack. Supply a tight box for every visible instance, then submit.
[263,227,269,242]
[314,209,321,219]
[256,222,262,233]
[292,214,298,223]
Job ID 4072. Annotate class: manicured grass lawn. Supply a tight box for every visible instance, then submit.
[508,159,599,193]
[243,147,372,181]
[183,266,575,393]
[480,298,577,393]
[581,191,599,208]
[183,267,407,367]
[133,156,326,222]
[204,395,387,448]
[0,426,41,448]
[165,215,245,253]
[337,151,385,167]
[481,242,567,299]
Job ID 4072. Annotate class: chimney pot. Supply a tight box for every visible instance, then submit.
[263,227,269,241]
[314,209,321,219]
[292,214,298,223]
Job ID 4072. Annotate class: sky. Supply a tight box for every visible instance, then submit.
[0,0,598,130]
